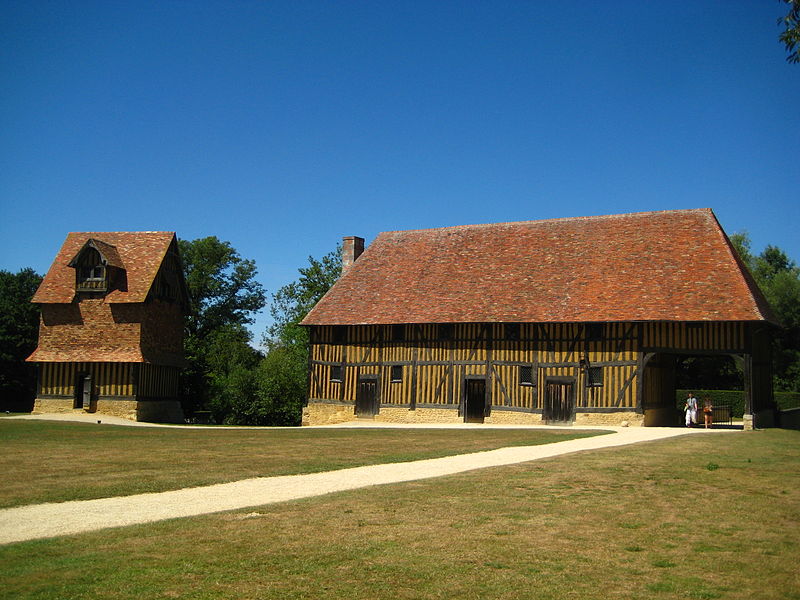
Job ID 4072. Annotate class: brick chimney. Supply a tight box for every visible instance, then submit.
[342,236,364,274]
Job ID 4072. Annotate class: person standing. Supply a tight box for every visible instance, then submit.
[703,397,713,429]
[685,392,699,427]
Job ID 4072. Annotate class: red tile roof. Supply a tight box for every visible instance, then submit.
[302,209,777,326]
[26,347,146,363]
[67,238,125,269]
[32,232,177,304]
[25,346,186,367]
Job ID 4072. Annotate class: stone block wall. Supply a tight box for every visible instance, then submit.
[303,402,355,425]
[304,402,645,426]
[33,397,183,423]
[573,411,644,426]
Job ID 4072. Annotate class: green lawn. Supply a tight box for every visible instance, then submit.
[1,426,798,599]
[0,420,602,508]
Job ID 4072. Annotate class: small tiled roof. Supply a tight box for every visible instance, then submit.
[302,209,777,326]
[25,346,186,367]
[26,347,146,363]
[67,239,125,269]
[32,232,177,304]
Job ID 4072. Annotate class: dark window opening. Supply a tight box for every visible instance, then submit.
[505,323,520,340]
[520,365,534,386]
[391,365,403,383]
[392,324,405,342]
[330,365,343,382]
[587,323,604,341]
[81,265,104,280]
[332,326,347,344]
[438,324,453,340]
[587,366,604,387]
[74,246,108,292]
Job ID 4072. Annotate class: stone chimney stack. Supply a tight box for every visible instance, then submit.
[342,236,365,275]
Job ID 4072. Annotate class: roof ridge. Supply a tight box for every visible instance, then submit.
[66,231,175,235]
[380,208,712,236]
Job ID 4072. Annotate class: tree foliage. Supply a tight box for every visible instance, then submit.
[177,237,340,425]
[236,246,342,426]
[179,237,266,339]
[179,237,266,416]
[731,232,800,392]
[0,268,42,411]
[266,246,341,350]
[779,0,800,63]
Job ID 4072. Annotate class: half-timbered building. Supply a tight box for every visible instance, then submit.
[27,232,188,422]
[301,209,778,428]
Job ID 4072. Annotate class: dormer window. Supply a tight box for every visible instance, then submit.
[69,239,124,295]
[75,248,108,292]
[83,263,105,282]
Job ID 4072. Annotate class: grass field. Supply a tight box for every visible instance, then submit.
[1,424,798,599]
[0,420,601,508]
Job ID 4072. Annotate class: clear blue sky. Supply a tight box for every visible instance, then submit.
[2,1,798,342]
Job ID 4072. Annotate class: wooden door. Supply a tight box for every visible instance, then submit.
[544,379,574,423]
[75,374,91,409]
[464,378,486,423]
[356,376,378,417]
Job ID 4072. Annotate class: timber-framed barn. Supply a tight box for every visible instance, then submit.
[27,232,188,423]
[301,209,778,428]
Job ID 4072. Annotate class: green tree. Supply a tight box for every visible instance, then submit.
[0,268,42,411]
[731,232,800,392]
[180,237,266,340]
[255,246,342,424]
[779,0,800,63]
[179,237,266,416]
[266,246,342,350]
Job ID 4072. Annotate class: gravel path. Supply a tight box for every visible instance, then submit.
[0,422,725,545]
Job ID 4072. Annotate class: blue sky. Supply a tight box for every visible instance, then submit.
[2,1,798,342]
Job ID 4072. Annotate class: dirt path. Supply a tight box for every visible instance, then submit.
[0,424,724,545]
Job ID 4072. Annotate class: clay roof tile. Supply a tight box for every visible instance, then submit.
[302,209,777,326]
[32,232,176,304]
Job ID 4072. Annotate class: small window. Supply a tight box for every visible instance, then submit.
[519,365,534,386]
[587,366,604,387]
[392,324,405,342]
[438,324,453,340]
[391,365,403,383]
[587,324,604,341]
[330,365,343,382]
[505,323,520,341]
[332,326,346,344]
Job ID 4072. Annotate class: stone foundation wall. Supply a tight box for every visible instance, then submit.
[374,407,464,424]
[305,401,644,426]
[33,397,183,423]
[573,412,644,426]
[485,410,545,425]
[95,400,139,420]
[34,398,82,414]
[303,402,355,426]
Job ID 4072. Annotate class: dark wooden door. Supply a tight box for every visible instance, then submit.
[464,379,486,423]
[544,380,574,423]
[75,374,91,409]
[356,376,378,417]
